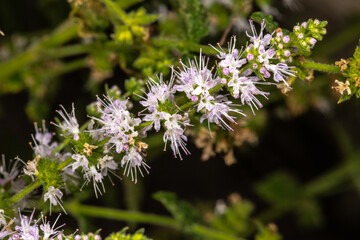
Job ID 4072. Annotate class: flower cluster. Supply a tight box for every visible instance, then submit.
[0,18,329,215]
[333,45,360,103]
[0,210,64,240]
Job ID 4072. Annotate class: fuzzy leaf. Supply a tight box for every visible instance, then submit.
[250,12,279,33]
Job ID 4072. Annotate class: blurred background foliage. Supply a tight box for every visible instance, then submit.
[1,0,360,239]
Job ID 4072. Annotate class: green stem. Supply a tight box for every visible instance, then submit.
[0,20,78,80]
[65,202,245,240]
[66,202,178,228]
[301,60,341,74]
[9,181,42,206]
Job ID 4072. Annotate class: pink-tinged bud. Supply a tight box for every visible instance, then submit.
[232,49,239,56]
[264,71,270,78]
[234,93,239,99]
[191,96,198,102]
[309,38,317,45]
[314,19,320,25]
[247,54,254,61]
[74,134,79,141]
[278,43,283,49]
[284,50,291,57]
[221,78,227,84]
[301,22,307,29]
[283,35,290,43]
[294,26,300,31]
[260,67,266,74]
[253,63,258,69]
[222,68,230,75]
[298,33,304,39]
[276,32,283,37]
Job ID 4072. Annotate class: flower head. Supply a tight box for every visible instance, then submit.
[44,186,66,214]
[52,104,80,141]
[121,147,150,184]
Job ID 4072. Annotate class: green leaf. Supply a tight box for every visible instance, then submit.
[178,0,209,42]
[250,12,279,33]
[294,198,323,228]
[153,191,199,226]
[128,8,159,25]
[211,199,255,235]
[255,171,300,207]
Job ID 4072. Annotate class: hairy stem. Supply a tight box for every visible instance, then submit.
[9,181,42,206]
[301,60,341,74]
[65,202,245,240]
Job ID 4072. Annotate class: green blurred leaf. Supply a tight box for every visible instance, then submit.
[153,191,199,226]
[255,171,300,207]
[294,198,323,228]
[178,0,209,42]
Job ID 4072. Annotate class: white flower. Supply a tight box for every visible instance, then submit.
[40,213,64,240]
[44,186,66,214]
[121,147,150,184]
[266,62,296,85]
[71,154,89,171]
[210,36,247,74]
[175,52,218,99]
[246,19,273,49]
[97,155,118,177]
[52,103,80,141]
[200,96,245,131]
[22,156,40,180]
[91,96,141,154]
[83,166,104,198]
[163,113,191,160]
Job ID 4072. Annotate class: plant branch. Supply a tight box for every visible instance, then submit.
[301,60,341,74]
[65,202,245,240]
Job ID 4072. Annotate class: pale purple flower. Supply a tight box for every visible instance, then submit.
[121,147,150,184]
[71,154,89,171]
[266,63,296,85]
[52,104,80,141]
[40,213,65,240]
[15,210,39,240]
[210,36,247,73]
[31,121,58,158]
[175,52,217,99]
[44,186,66,214]
[83,166,104,198]
[162,113,191,160]
[246,19,273,49]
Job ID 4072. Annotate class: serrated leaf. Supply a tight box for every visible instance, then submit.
[255,171,300,207]
[178,0,209,42]
[153,191,199,225]
[250,12,279,33]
